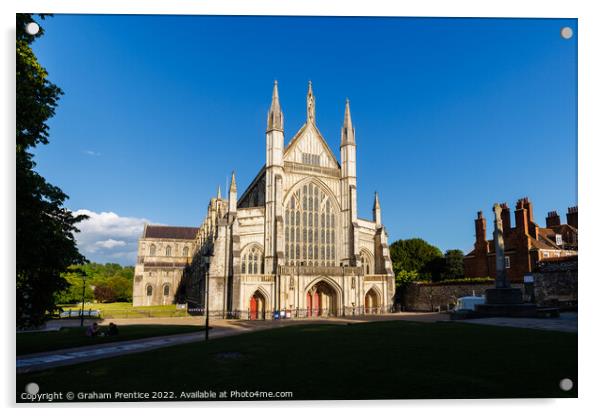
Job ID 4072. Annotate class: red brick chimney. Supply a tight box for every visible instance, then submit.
[546,211,561,227]
[566,206,578,229]
[475,211,487,249]
[515,199,528,235]
[522,197,534,224]
[500,203,511,234]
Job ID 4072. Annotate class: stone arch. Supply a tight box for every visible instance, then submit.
[283,178,340,266]
[364,285,382,314]
[240,243,264,274]
[359,248,374,275]
[283,177,341,213]
[248,285,271,320]
[145,284,154,306]
[304,276,343,317]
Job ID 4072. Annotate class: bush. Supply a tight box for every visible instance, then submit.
[418,277,494,286]
[94,284,117,303]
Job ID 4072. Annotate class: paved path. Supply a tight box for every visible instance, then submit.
[460,312,578,333]
[17,313,444,373]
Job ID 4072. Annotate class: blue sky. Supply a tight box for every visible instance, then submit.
[31,15,577,265]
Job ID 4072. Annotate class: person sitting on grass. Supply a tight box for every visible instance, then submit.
[86,322,99,337]
[107,322,119,337]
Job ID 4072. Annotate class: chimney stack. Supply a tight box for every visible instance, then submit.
[515,199,528,235]
[567,206,578,229]
[500,203,511,234]
[475,211,487,249]
[546,211,561,228]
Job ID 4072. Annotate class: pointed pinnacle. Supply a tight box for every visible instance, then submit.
[374,192,381,210]
[267,80,283,131]
[270,80,281,111]
[230,171,237,193]
[307,80,316,124]
[341,98,355,145]
[217,185,222,199]
[344,98,352,128]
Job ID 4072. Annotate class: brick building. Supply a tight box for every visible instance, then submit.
[464,198,577,283]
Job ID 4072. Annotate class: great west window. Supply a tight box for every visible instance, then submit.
[285,182,336,266]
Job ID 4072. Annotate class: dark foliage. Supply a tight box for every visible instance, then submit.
[16,14,87,327]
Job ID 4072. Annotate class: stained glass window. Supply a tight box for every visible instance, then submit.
[285,183,336,266]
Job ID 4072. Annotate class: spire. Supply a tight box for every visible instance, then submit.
[217,185,222,200]
[373,192,381,226]
[229,171,237,194]
[341,98,355,145]
[267,80,283,131]
[373,192,381,210]
[228,171,237,214]
[307,80,315,124]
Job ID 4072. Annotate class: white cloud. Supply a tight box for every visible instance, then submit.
[73,209,157,265]
[94,239,127,250]
[84,150,101,156]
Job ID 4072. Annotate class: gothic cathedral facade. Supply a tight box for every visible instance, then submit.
[133,82,395,317]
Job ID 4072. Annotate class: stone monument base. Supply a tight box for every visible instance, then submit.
[473,287,537,318]
[474,303,537,317]
[485,288,523,304]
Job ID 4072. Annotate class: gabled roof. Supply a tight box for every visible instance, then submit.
[283,122,341,169]
[529,235,560,250]
[238,165,266,208]
[144,225,198,240]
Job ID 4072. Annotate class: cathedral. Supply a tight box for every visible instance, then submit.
[133,82,395,318]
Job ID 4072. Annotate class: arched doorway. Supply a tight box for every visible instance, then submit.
[364,288,380,314]
[249,290,266,320]
[306,280,338,317]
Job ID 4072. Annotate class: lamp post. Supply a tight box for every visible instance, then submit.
[204,264,209,341]
[79,272,87,327]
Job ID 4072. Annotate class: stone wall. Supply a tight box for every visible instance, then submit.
[533,258,578,306]
[403,272,577,311]
[403,282,499,312]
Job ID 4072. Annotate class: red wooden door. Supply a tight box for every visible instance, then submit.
[250,295,257,320]
[313,291,320,316]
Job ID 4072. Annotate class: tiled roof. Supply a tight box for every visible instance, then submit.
[144,225,198,240]
[529,236,559,250]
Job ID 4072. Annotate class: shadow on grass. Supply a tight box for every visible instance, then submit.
[16,320,577,401]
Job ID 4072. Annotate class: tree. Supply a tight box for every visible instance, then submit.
[16,14,87,327]
[94,284,117,303]
[54,266,94,305]
[389,238,444,280]
[442,249,465,280]
[108,276,133,302]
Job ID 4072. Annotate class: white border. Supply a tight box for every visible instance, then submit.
[2,1,601,415]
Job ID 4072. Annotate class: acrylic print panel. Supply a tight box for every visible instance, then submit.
[16,13,577,403]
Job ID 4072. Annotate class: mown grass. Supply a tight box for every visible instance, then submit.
[17,325,201,355]
[59,302,188,318]
[17,320,577,401]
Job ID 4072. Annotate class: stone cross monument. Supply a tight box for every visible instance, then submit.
[493,203,510,289]
[473,203,537,317]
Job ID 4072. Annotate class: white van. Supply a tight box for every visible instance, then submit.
[454,295,485,311]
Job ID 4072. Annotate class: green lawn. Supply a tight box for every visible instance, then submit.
[60,302,189,318]
[17,325,201,355]
[16,320,577,401]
